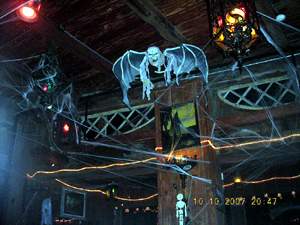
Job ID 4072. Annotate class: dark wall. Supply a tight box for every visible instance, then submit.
[0,96,17,224]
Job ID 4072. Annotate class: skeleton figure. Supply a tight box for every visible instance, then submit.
[176,193,187,225]
[112,44,208,106]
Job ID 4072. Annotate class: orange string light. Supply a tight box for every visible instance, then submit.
[27,157,156,179]
[56,179,158,202]
[114,194,159,202]
[56,174,300,202]
[27,133,300,178]
[167,133,300,160]
[201,133,300,150]
[223,174,300,188]
[56,179,107,195]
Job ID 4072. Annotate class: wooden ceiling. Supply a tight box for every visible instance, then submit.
[1,0,300,99]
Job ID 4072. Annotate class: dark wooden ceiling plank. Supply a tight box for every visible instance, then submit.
[217,103,300,128]
[31,16,113,75]
[125,0,187,45]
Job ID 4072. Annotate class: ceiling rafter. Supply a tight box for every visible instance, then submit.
[31,16,113,75]
[125,0,187,45]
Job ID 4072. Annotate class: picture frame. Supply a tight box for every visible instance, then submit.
[60,188,86,219]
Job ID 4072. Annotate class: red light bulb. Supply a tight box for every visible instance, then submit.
[63,123,70,133]
[42,84,48,92]
[16,1,41,23]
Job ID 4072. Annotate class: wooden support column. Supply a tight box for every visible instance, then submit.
[155,79,225,225]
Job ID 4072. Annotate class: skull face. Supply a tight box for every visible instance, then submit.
[147,46,164,68]
[177,193,184,201]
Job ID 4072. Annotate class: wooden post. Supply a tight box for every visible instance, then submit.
[155,79,225,225]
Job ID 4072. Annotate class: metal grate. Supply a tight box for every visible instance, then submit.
[218,76,299,110]
[80,103,155,138]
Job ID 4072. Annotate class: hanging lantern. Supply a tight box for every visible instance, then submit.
[208,0,259,59]
[16,0,42,23]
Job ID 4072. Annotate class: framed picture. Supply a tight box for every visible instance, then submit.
[60,188,86,219]
[160,101,199,152]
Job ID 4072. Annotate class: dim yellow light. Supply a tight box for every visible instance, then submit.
[251,28,257,37]
[218,33,225,42]
[234,177,242,183]
[155,146,163,152]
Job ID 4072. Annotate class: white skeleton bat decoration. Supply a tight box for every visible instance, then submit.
[112,44,208,106]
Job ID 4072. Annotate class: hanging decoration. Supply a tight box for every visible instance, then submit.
[207,0,259,62]
[112,44,208,106]
[176,193,188,225]
[32,53,60,94]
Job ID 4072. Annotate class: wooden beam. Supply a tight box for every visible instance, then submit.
[217,103,300,128]
[125,0,187,44]
[32,17,113,74]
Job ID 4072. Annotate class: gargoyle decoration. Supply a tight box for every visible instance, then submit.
[112,44,208,106]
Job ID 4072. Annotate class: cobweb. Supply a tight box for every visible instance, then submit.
[0,8,300,223]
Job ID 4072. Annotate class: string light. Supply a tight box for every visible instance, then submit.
[115,194,159,202]
[56,179,107,195]
[201,133,300,150]
[234,177,242,183]
[223,174,300,188]
[27,157,156,178]
[56,174,300,202]
[28,133,300,178]
[56,179,158,202]
[167,133,300,160]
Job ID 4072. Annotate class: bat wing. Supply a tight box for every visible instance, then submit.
[112,50,147,106]
[164,44,208,83]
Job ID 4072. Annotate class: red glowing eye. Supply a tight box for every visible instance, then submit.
[63,123,70,133]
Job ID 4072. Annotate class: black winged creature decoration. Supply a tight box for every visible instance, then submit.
[112,44,208,106]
